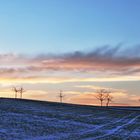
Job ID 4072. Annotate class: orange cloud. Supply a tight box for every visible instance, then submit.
[0,46,140,79]
[0,75,140,85]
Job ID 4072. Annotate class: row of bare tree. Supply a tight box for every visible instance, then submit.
[95,89,113,107]
[58,89,113,107]
[12,87,113,107]
[11,87,140,106]
[12,87,25,99]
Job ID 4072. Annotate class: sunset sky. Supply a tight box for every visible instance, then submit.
[0,0,140,106]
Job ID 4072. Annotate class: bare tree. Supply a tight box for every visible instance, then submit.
[59,90,64,103]
[19,87,25,99]
[12,87,18,99]
[95,89,107,107]
[12,86,25,99]
[106,93,113,107]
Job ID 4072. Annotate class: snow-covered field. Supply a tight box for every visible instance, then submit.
[0,98,140,140]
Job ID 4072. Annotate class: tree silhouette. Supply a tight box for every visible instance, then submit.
[59,90,64,103]
[106,93,113,107]
[12,86,25,99]
[12,87,18,99]
[19,87,25,99]
[95,89,107,106]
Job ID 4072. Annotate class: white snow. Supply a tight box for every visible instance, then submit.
[0,98,140,140]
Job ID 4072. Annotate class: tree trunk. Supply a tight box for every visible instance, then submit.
[106,101,109,107]
[101,101,103,107]
[15,92,17,99]
[60,97,62,103]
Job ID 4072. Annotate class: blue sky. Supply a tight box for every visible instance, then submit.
[0,1,140,106]
[0,0,140,54]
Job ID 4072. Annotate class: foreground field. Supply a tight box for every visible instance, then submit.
[0,98,140,140]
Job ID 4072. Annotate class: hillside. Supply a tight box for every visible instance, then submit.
[0,98,140,140]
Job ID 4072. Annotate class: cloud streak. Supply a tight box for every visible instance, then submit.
[29,45,140,75]
[0,45,140,82]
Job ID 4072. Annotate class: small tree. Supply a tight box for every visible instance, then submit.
[106,93,113,107]
[95,89,107,107]
[19,87,25,99]
[59,90,64,103]
[12,87,18,99]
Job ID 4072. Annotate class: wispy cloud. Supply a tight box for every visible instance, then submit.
[20,45,140,74]
[0,45,140,83]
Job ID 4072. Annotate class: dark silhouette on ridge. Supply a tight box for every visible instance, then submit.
[58,90,64,103]
[12,87,25,99]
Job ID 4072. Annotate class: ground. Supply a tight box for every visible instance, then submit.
[0,98,140,140]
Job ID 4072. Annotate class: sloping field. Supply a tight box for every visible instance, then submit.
[0,98,140,140]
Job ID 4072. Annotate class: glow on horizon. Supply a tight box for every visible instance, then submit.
[0,75,140,84]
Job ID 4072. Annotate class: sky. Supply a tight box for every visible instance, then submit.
[0,0,140,106]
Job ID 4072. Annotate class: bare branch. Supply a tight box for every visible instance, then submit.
[95,89,108,107]
[106,93,113,107]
